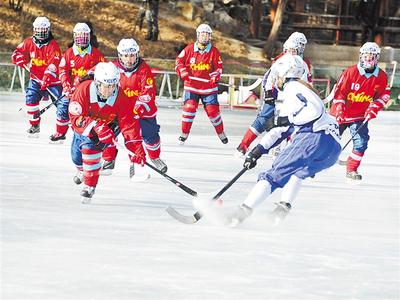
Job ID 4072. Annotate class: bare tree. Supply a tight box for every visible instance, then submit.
[264,0,288,59]
[249,0,262,39]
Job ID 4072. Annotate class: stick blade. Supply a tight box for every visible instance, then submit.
[165,206,201,224]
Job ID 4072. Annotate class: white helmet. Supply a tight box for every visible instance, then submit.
[117,38,140,70]
[94,62,120,98]
[73,23,91,48]
[33,16,51,41]
[359,42,380,70]
[270,54,304,88]
[196,24,212,45]
[283,39,301,55]
[117,38,140,55]
[288,32,307,56]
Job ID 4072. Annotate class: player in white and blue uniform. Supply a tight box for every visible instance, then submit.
[228,54,341,226]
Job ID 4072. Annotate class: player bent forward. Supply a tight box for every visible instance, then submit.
[227,54,341,226]
[68,62,146,203]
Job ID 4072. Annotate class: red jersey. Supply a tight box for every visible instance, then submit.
[59,45,105,89]
[175,42,223,95]
[68,80,142,146]
[113,59,157,118]
[11,37,62,85]
[330,65,390,123]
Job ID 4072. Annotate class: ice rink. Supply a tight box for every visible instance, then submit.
[1,93,399,299]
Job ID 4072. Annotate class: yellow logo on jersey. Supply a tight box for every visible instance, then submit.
[347,92,373,103]
[124,88,139,98]
[146,78,153,85]
[31,57,46,67]
[71,67,88,77]
[190,61,211,71]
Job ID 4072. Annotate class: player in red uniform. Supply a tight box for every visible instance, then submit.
[69,62,146,203]
[175,24,227,144]
[330,42,390,181]
[100,38,167,177]
[54,23,105,143]
[11,16,62,138]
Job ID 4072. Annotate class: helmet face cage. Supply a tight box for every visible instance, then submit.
[74,32,90,48]
[94,63,120,99]
[33,26,50,40]
[33,17,50,41]
[196,24,212,45]
[117,39,140,70]
[359,42,380,70]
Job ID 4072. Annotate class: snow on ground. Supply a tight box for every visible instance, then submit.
[1,93,399,300]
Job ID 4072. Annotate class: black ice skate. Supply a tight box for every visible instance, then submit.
[80,185,95,204]
[226,204,253,227]
[73,170,83,185]
[218,132,228,144]
[151,158,168,173]
[346,171,362,182]
[27,124,40,138]
[270,201,291,227]
[235,145,246,158]
[178,133,189,145]
[49,132,66,144]
[100,160,115,176]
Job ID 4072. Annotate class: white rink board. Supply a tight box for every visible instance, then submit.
[1,94,399,300]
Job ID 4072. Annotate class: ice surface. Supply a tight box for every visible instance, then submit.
[1,94,399,299]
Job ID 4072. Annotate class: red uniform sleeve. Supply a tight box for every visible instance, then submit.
[11,40,29,68]
[134,63,158,118]
[59,52,72,87]
[175,45,190,78]
[43,40,62,81]
[68,81,97,136]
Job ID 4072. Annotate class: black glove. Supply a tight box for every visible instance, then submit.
[263,90,275,105]
[243,145,263,170]
[275,116,290,127]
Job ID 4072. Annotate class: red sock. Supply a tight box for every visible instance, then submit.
[347,150,364,172]
[181,99,198,134]
[204,104,224,134]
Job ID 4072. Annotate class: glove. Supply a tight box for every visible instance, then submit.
[62,82,75,98]
[93,121,115,145]
[263,89,276,105]
[274,116,290,127]
[133,103,146,118]
[364,102,383,121]
[40,74,52,91]
[13,53,28,69]
[180,70,189,81]
[243,145,263,170]
[128,143,146,166]
[335,103,345,123]
[209,71,221,84]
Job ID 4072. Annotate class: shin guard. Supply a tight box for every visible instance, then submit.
[181,99,198,134]
[82,148,102,187]
[204,104,224,134]
[347,150,364,172]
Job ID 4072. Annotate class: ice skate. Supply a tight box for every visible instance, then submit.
[270,201,291,227]
[80,185,95,204]
[129,163,150,182]
[226,204,252,227]
[100,160,115,176]
[27,124,40,138]
[73,170,83,185]
[346,171,362,184]
[151,157,168,173]
[49,132,66,144]
[218,132,228,144]
[178,133,189,145]
[234,145,246,158]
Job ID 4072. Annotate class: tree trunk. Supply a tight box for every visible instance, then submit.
[249,0,262,39]
[264,0,288,59]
